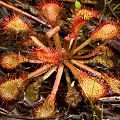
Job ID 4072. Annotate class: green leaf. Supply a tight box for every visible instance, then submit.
[75,1,81,9]
[113,3,120,11]
[71,81,75,87]
[93,111,96,117]
[108,0,113,4]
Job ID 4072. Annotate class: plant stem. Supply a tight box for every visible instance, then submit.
[51,25,61,49]
[46,37,53,50]
[81,0,97,4]
[46,26,60,49]
[30,36,48,50]
[73,52,95,59]
[71,59,102,76]
[51,64,64,96]
[46,64,64,104]
[91,79,95,109]
[0,1,50,27]
[58,0,76,2]
[63,36,71,51]
[53,32,62,49]
[41,66,58,82]
[64,61,80,79]
[27,64,52,79]
[73,38,92,55]
[25,58,43,64]
[64,69,71,86]
[34,66,57,88]
[69,35,78,58]
[46,26,60,38]
[101,103,103,120]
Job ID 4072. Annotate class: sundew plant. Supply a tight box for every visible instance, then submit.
[0,0,120,119]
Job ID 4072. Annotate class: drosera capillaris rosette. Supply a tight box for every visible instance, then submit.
[0,0,119,119]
